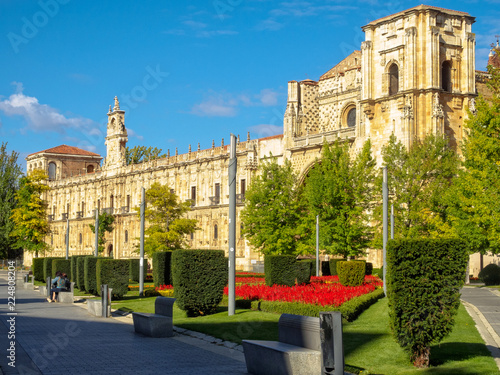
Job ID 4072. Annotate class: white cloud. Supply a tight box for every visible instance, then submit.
[191,94,238,117]
[257,89,279,106]
[127,128,145,141]
[191,88,280,117]
[255,18,284,31]
[248,124,282,138]
[183,20,208,29]
[0,82,96,134]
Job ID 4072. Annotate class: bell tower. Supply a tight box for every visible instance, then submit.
[105,96,128,169]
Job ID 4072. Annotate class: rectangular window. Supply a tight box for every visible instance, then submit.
[215,183,220,203]
[66,203,70,215]
[126,195,130,211]
[191,186,196,203]
[241,179,246,195]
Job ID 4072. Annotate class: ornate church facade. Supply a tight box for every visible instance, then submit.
[24,5,497,276]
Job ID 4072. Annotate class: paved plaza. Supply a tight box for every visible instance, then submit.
[0,271,247,375]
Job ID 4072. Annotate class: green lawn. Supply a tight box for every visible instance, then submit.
[111,296,498,374]
[343,298,498,375]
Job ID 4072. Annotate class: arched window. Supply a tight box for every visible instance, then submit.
[87,165,94,173]
[347,108,356,127]
[389,64,399,95]
[110,195,114,209]
[214,224,218,240]
[48,162,56,180]
[442,61,452,92]
[79,233,82,244]
[125,230,128,243]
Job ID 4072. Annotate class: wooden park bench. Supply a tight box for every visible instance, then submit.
[132,296,176,338]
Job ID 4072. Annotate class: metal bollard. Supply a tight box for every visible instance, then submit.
[320,311,344,375]
[24,274,29,283]
[101,284,109,318]
[46,277,51,298]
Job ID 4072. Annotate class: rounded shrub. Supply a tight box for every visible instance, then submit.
[479,263,500,286]
[328,258,345,277]
[337,260,365,287]
[172,249,227,316]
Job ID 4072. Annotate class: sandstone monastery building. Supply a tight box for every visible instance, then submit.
[25,5,498,275]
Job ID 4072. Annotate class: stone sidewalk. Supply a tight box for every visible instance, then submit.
[461,286,500,370]
[0,271,248,375]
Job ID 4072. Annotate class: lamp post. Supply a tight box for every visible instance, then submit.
[228,134,237,316]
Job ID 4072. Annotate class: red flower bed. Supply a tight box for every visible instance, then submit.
[155,284,174,291]
[224,275,382,307]
[235,277,265,284]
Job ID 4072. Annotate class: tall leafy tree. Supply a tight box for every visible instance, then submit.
[125,146,165,165]
[138,182,197,256]
[447,57,500,254]
[0,143,23,259]
[302,140,375,258]
[10,169,51,256]
[241,156,306,255]
[89,211,115,254]
[373,134,459,245]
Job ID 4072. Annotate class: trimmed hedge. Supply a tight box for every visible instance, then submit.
[153,252,172,287]
[129,259,148,283]
[43,257,64,281]
[33,258,45,282]
[337,261,365,286]
[328,258,345,276]
[479,263,500,286]
[76,256,90,290]
[52,259,71,279]
[71,255,88,283]
[96,259,129,299]
[387,239,468,367]
[251,288,384,323]
[296,260,313,285]
[172,249,227,316]
[265,255,296,286]
[84,257,105,295]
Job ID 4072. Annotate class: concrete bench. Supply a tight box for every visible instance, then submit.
[242,314,322,375]
[87,299,111,317]
[56,282,75,303]
[132,297,176,338]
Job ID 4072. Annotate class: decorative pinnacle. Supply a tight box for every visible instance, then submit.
[108,105,112,113]
[113,96,120,111]
[247,132,250,142]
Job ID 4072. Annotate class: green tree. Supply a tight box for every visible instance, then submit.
[10,169,51,256]
[138,182,197,256]
[241,156,306,255]
[125,145,165,165]
[447,57,500,254]
[89,211,115,254]
[0,143,23,259]
[373,134,459,245]
[302,140,375,258]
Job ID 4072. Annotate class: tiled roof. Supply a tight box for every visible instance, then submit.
[365,5,472,27]
[27,145,101,158]
[258,134,283,142]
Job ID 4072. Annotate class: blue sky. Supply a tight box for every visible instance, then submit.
[1,0,499,170]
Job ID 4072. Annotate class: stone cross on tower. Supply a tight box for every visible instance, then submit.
[105,96,128,169]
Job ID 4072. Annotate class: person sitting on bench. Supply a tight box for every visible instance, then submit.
[47,271,67,303]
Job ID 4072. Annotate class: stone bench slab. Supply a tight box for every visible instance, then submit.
[132,312,174,338]
[57,292,74,303]
[242,340,320,375]
[87,299,111,317]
